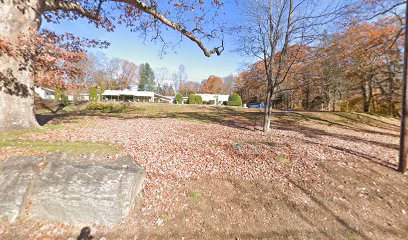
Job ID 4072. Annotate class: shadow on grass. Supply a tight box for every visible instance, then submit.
[36,114,56,126]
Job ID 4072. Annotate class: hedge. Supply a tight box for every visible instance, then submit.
[227,93,242,106]
[176,93,183,104]
[188,94,203,104]
[86,102,129,113]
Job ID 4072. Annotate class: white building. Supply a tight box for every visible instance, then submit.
[102,89,155,102]
[35,86,55,100]
[195,94,230,105]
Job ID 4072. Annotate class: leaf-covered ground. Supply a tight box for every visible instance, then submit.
[1,104,407,239]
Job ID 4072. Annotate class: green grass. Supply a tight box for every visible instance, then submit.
[0,138,121,155]
[0,124,122,155]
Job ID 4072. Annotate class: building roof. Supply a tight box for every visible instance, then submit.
[102,90,154,97]
[154,93,174,101]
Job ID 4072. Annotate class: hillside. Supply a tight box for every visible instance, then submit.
[1,103,407,239]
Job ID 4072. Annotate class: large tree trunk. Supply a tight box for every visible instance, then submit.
[0,0,42,130]
[399,0,408,173]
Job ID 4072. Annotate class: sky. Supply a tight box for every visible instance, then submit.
[41,1,247,83]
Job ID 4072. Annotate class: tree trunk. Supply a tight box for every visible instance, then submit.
[263,91,272,133]
[399,0,408,173]
[387,76,394,115]
[361,77,374,113]
[324,90,330,111]
[0,0,43,130]
[305,86,310,109]
[362,81,370,112]
[263,87,273,133]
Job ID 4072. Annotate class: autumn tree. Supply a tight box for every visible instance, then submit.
[75,52,139,90]
[115,59,139,89]
[235,62,267,104]
[347,0,407,174]
[0,28,90,128]
[303,36,348,111]
[0,0,225,129]
[235,0,302,132]
[200,75,225,94]
[306,18,404,113]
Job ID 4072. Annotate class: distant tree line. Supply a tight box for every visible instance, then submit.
[59,52,238,99]
[234,15,404,116]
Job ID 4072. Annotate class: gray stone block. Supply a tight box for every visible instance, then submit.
[0,156,42,223]
[0,153,145,226]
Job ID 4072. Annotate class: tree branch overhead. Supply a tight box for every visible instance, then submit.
[44,0,224,57]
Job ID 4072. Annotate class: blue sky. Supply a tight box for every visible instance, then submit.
[41,1,246,83]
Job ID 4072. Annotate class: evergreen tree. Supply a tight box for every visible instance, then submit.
[228,93,242,106]
[138,63,155,91]
[176,93,183,104]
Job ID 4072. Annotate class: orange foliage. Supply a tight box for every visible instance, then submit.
[200,75,225,94]
[1,29,88,89]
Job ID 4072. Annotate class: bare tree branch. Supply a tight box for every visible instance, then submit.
[44,0,224,57]
[44,0,101,21]
[118,0,223,57]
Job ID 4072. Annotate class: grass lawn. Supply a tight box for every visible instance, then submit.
[0,102,407,239]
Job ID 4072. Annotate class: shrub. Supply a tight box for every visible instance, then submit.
[188,94,203,104]
[89,86,98,101]
[188,94,196,104]
[208,100,215,105]
[86,102,128,113]
[176,93,183,104]
[227,93,242,106]
[195,95,203,104]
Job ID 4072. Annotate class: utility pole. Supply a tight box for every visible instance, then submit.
[399,0,408,173]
